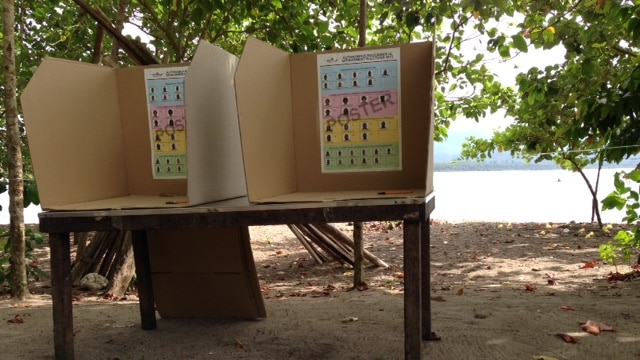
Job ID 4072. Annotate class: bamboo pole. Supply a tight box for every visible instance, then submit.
[288,225,325,264]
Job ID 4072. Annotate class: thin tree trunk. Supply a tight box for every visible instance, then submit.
[110,0,128,61]
[357,0,367,48]
[570,157,604,229]
[91,25,104,64]
[3,0,28,299]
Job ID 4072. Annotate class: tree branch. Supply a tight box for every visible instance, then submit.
[72,0,158,65]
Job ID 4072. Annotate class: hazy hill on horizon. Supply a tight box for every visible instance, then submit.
[433,131,639,171]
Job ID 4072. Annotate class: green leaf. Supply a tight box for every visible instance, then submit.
[601,195,626,210]
[627,169,640,182]
[405,10,421,29]
[317,20,330,34]
[379,10,389,25]
[498,44,511,58]
[614,173,629,192]
[320,35,333,47]
[511,34,528,52]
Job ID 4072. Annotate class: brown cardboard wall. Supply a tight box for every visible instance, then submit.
[234,37,298,200]
[147,227,244,273]
[21,59,130,207]
[152,273,264,318]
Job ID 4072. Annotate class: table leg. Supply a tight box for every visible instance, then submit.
[49,232,74,360]
[131,230,157,330]
[353,221,364,287]
[421,219,432,339]
[403,218,422,360]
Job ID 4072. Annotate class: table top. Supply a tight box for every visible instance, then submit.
[38,194,435,233]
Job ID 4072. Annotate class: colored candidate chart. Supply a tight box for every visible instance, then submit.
[317,47,401,173]
[144,67,189,179]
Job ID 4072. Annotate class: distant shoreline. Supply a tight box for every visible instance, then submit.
[434,161,636,172]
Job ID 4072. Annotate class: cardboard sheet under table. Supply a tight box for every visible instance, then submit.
[146,226,265,319]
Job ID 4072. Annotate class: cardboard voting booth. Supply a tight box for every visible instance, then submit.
[235,37,435,203]
[21,41,246,211]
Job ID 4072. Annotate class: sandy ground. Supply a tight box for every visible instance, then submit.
[1,221,640,360]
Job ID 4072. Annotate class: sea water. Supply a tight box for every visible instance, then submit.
[432,168,634,223]
[0,167,634,225]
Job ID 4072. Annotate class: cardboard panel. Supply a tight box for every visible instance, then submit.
[147,227,244,273]
[21,59,129,207]
[234,37,297,201]
[148,226,265,319]
[185,41,247,204]
[152,273,265,319]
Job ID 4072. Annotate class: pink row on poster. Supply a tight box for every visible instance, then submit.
[322,90,398,119]
[149,105,186,128]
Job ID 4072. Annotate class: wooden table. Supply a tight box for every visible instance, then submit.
[40,194,435,360]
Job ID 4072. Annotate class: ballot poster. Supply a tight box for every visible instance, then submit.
[317,47,401,173]
[144,67,189,179]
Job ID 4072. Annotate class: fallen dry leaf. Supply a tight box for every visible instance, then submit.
[356,282,369,291]
[456,288,464,296]
[7,314,24,324]
[580,320,615,335]
[580,260,599,269]
[580,321,601,335]
[9,303,32,308]
[525,284,537,292]
[430,295,446,302]
[559,306,576,311]
[596,321,615,332]
[341,316,359,323]
[556,333,579,343]
[324,284,336,291]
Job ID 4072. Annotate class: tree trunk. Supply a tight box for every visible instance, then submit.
[4,0,28,300]
[572,160,604,229]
